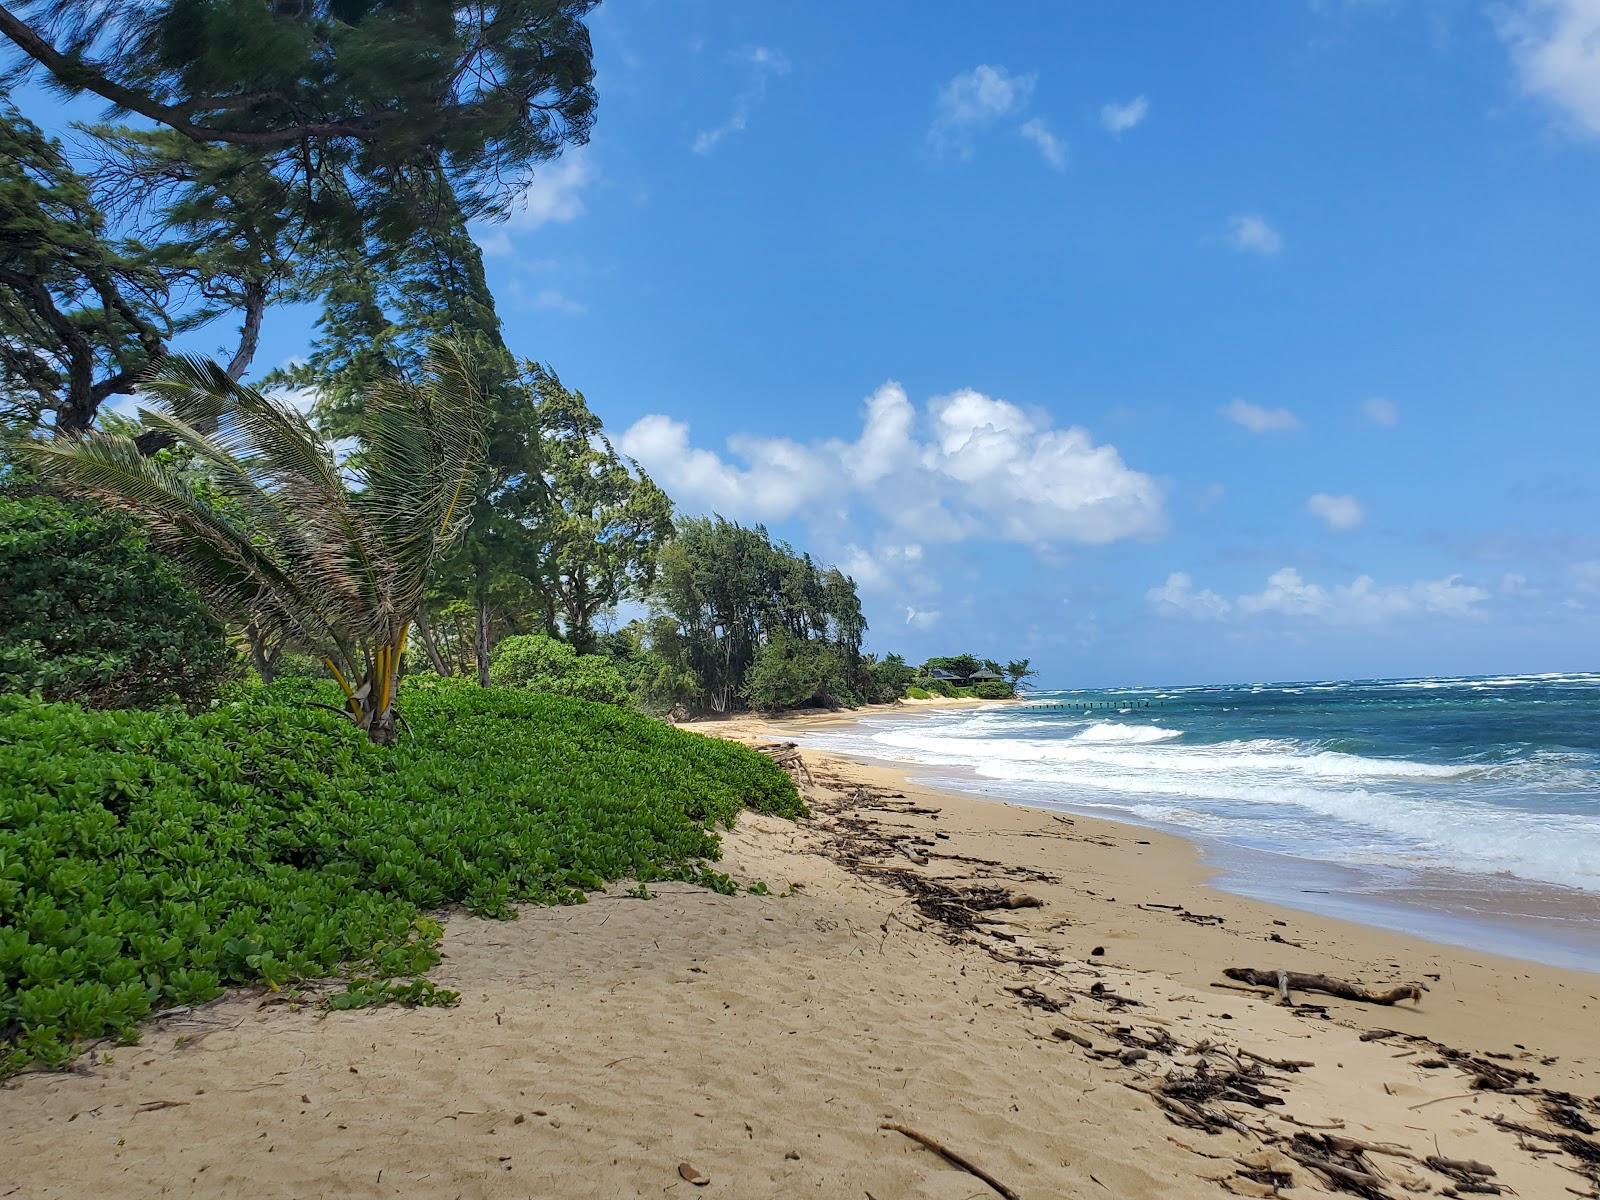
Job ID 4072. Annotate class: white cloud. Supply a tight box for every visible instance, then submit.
[1147,572,1231,620]
[1501,572,1539,597]
[265,385,317,415]
[1307,492,1364,532]
[617,414,826,521]
[1221,398,1301,433]
[837,541,926,594]
[533,289,587,316]
[1498,0,1600,138]
[927,64,1036,159]
[693,45,790,155]
[502,152,594,231]
[1099,95,1149,135]
[1362,396,1399,427]
[905,606,942,630]
[618,381,1164,548]
[1236,568,1489,623]
[1151,567,1491,625]
[1226,213,1284,256]
[1019,117,1067,169]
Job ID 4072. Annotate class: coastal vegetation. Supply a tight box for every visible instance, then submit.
[0,679,800,1076]
[0,1,1033,1076]
[0,491,229,708]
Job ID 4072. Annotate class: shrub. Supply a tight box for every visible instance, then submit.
[743,635,854,710]
[0,679,802,1075]
[919,678,956,698]
[489,633,629,705]
[973,680,1015,699]
[905,686,933,700]
[861,654,916,704]
[0,495,231,708]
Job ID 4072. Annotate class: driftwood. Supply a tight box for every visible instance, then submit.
[879,1122,1022,1200]
[753,741,815,786]
[1223,968,1424,1007]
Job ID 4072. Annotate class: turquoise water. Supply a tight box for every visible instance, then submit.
[802,672,1600,968]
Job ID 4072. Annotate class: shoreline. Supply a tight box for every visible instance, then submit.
[749,699,1600,974]
[4,703,1598,1198]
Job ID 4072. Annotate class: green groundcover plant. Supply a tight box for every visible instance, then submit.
[0,677,802,1076]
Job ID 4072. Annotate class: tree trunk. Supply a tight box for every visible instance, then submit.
[225,281,267,381]
[414,608,452,676]
[474,566,492,687]
[246,621,280,684]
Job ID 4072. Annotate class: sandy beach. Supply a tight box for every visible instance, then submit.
[3,700,1597,1199]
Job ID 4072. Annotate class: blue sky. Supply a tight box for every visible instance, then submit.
[21,1,1600,686]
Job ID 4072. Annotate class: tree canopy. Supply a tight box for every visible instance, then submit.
[0,1,599,226]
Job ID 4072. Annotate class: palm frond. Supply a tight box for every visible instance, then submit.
[12,336,491,742]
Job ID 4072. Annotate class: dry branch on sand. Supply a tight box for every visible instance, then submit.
[1222,968,1425,1007]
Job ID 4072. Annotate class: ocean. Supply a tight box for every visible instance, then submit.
[800,672,1600,970]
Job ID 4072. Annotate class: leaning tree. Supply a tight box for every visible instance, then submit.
[0,1,599,224]
[21,339,490,743]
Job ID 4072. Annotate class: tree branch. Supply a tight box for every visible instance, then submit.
[0,5,373,148]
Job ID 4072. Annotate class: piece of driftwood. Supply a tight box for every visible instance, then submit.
[1223,968,1424,1006]
[1051,1026,1095,1050]
[880,1122,1022,1200]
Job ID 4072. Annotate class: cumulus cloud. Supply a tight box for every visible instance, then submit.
[1221,398,1301,433]
[1019,117,1067,169]
[501,152,594,232]
[1150,567,1490,625]
[1245,568,1488,622]
[1363,396,1399,427]
[618,382,1164,548]
[692,45,791,155]
[1147,572,1231,620]
[1307,492,1364,532]
[1099,95,1149,135]
[836,541,926,594]
[927,64,1036,159]
[1226,213,1284,256]
[1498,0,1600,138]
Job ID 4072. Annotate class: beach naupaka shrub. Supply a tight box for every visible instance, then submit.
[0,678,801,1075]
[488,633,629,705]
[0,494,231,709]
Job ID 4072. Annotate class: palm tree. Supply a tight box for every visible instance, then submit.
[22,339,488,743]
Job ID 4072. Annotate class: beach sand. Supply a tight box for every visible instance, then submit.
[3,701,1597,1199]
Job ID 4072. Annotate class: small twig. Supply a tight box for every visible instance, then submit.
[879,1122,1023,1200]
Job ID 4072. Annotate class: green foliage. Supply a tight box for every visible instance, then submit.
[2,2,599,228]
[861,653,916,704]
[0,104,188,432]
[22,341,491,743]
[648,517,870,713]
[923,654,983,678]
[921,679,957,698]
[0,678,802,1075]
[0,494,230,708]
[326,976,461,1012]
[488,633,628,705]
[973,681,1015,700]
[1004,658,1039,686]
[520,367,674,652]
[742,634,854,711]
[905,686,934,700]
